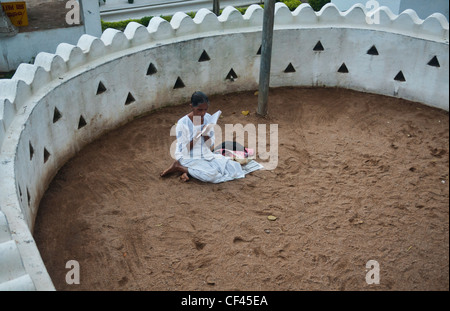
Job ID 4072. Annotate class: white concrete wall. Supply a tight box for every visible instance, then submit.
[332,0,449,20]
[0,3,448,290]
[0,26,85,71]
[0,0,102,71]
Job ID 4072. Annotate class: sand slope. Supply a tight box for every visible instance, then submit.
[34,87,449,291]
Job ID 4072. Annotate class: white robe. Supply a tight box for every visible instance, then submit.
[174,114,245,183]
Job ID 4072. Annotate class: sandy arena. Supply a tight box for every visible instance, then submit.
[33,87,449,291]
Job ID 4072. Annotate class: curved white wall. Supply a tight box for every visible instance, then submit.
[0,3,448,290]
[0,0,102,72]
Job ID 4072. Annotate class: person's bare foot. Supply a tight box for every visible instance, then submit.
[180,172,189,182]
[160,161,179,177]
[160,160,189,178]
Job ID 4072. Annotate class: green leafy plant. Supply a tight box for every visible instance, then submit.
[281,0,302,11]
[308,0,331,11]
[100,2,306,32]
[0,70,16,79]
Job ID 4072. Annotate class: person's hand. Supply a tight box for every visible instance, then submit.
[194,124,214,140]
[203,123,215,134]
[194,130,202,140]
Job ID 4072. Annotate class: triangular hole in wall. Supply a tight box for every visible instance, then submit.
[226,68,238,81]
[394,71,406,82]
[367,45,379,55]
[96,81,107,94]
[147,63,157,75]
[198,50,210,62]
[173,77,185,89]
[125,92,136,105]
[284,63,296,73]
[53,107,62,123]
[257,45,262,55]
[338,63,349,73]
[43,147,51,164]
[78,115,87,129]
[29,142,34,160]
[427,56,440,67]
[313,41,324,51]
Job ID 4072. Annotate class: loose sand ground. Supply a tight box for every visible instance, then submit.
[34,87,449,291]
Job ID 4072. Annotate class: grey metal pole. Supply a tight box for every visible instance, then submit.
[213,0,220,15]
[257,0,276,117]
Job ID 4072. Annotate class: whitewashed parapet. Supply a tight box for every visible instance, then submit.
[0,4,447,141]
[0,3,448,291]
[0,3,446,143]
[0,211,35,291]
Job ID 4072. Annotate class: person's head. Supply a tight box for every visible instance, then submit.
[190,91,209,122]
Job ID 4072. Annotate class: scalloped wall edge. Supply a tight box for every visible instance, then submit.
[0,3,448,102]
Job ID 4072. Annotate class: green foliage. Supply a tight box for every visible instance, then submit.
[101,15,170,32]
[139,16,152,26]
[101,18,141,32]
[100,2,307,32]
[217,6,254,15]
[235,7,249,14]
[281,0,302,11]
[308,0,331,11]
[0,70,15,79]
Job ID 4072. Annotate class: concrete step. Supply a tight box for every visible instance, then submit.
[0,211,36,290]
[0,240,30,284]
[0,274,35,291]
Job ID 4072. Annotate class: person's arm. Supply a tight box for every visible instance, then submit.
[176,120,194,156]
[187,136,198,150]
[203,134,213,150]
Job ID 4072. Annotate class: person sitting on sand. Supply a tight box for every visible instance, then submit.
[160,91,245,183]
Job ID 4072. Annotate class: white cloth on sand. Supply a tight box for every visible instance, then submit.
[175,113,246,183]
